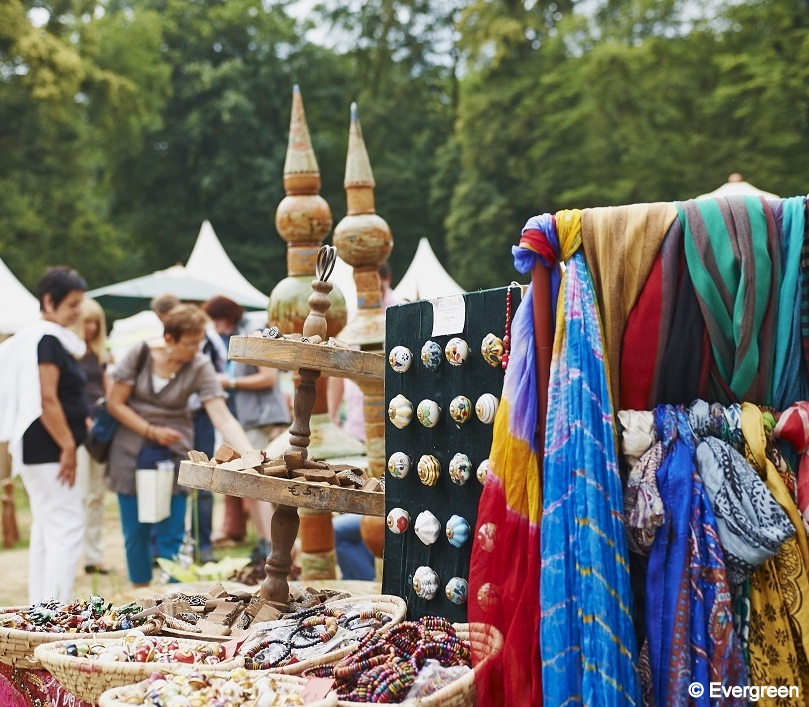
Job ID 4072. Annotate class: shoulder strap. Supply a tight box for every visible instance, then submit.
[134,341,151,377]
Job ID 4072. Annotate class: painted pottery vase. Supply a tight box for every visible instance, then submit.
[445,514,471,548]
[421,340,442,370]
[445,337,469,366]
[414,510,441,545]
[475,393,499,424]
[388,345,413,373]
[448,395,472,425]
[388,394,413,429]
[387,451,411,479]
[413,566,439,600]
[445,577,469,605]
[386,508,410,535]
[448,452,472,486]
[480,333,505,367]
[417,399,441,428]
[417,455,441,486]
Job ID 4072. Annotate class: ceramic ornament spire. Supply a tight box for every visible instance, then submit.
[333,102,393,350]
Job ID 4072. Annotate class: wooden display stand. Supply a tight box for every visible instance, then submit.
[179,247,385,608]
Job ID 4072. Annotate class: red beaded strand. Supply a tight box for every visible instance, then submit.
[501,284,515,370]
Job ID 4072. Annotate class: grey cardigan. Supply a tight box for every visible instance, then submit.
[106,342,223,495]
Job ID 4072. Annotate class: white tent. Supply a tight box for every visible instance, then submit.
[696,173,780,200]
[392,237,465,302]
[330,256,358,321]
[0,257,40,334]
[86,221,268,310]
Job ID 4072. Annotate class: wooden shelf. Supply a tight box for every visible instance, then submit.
[228,336,384,384]
[179,461,385,516]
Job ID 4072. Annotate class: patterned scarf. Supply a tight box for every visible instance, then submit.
[541,209,640,706]
[773,402,809,531]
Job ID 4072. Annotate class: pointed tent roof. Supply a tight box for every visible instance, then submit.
[86,221,268,310]
[393,237,465,302]
[0,257,40,334]
[696,173,779,200]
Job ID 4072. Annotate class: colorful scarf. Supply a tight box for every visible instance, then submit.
[740,403,809,701]
[676,196,780,404]
[773,402,809,530]
[581,202,677,407]
[467,217,550,707]
[541,209,640,706]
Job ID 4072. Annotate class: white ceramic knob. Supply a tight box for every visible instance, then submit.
[388,345,413,373]
[448,452,472,486]
[388,394,413,429]
[417,399,441,428]
[475,393,499,424]
[414,510,441,545]
[386,508,410,534]
[445,337,469,366]
[387,452,411,479]
[413,566,439,600]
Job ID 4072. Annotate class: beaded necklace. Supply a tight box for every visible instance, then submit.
[307,616,471,703]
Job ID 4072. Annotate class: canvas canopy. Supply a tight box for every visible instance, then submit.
[392,237,465,302]
[0,257,40,334]
[696,173,780,200]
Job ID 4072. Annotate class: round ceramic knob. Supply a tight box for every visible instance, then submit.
[476,458,491,485]
[475,393,500,424]
[448,452,472,486]
[417,455,441,486]
[480,333,505,367]
[421,340,442,370]
[477,582,499,611]
[412,566,439,600]
[386,508,410,535]
[414,510,441,545]
[448,395,472,425]
[445,337,469,366]
[445,577,469,605]
[387,452,411,479]
[388,345,413,373]
[388,394,413,429]
[417,399,441,428]
[477,522,497,552]
[445,514,471,548]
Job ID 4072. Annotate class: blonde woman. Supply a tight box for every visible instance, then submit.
[75,298,111,575]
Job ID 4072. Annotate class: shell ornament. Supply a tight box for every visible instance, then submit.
[413,566,439,600]
[388,394,413,429]
[414,510,441,545]
[448,395,472,425]
[445,337,469,366]
[445,577,469,605]
[480,333,505,367]
[387,452,411,479]
[445,514,471,548]
[417,455,441,486]
[386,507,410,535]
[475,393,500,424]
[417,399,441,428]
[448,452,472,486]
[421,340,443,370]
[388,345,413,373]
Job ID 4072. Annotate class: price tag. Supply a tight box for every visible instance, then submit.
[300,677,335,703]
[431,295,466,336]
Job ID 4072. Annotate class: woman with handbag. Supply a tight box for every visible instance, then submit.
[74,298,111,576]
[106,304,251,586]
[0,266,89,603]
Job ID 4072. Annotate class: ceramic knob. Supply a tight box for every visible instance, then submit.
[417,399,441,428]
[476,458,491,485]
[480,333,505,367]
[413,566,439,600]
[448,452,472,486]
[477,582,499,611]
[387,451,411,479]
[475,393,499,424]
[414,510,441,545]
[421,340,442,370]
[388,345,413,373]
[388,394,413,429]
[448,395,472,425]
[417,455,441,486]
[445,514,471,547]
[386,508,410,535]
[477,522,497,552]
[445,577,469,605]
[445,337,469,366]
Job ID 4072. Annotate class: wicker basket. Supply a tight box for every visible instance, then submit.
[0,614,162,671]
[328,622,503,707]
[257,594,407,677]
[97,670,338,707]
[33,635,243,704]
